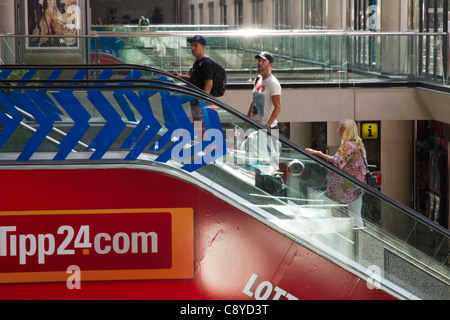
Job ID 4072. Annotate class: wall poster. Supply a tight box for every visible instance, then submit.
[25,0,82,49]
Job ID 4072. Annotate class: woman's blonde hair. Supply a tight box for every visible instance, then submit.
[339,119,366,154]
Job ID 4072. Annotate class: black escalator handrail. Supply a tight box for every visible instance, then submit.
[0,63,180,79]
[0,63,218,106]
[0,63,213,105]
[0,63,174,73]
[0,63,199,89]
[0,63,189,83]
[1,70,449,238]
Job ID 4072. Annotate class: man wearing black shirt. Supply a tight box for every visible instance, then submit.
[174,35,214,94]
[174,35,214,134]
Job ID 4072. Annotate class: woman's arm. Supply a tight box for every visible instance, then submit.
[305,148,330,161]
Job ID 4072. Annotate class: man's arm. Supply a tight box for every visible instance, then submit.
[202,59,214,94]
[173,72,190,81]
[266,94,281,127]
[247,101,254,117]
[203,79,213,95]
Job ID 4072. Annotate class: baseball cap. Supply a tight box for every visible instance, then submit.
[255,51,274,63]
[187,35,207,46]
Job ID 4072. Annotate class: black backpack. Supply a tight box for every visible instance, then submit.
[206,58,227,97]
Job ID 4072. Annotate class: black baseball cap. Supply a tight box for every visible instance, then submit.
[187,35,207,46]
[255,51,274,63]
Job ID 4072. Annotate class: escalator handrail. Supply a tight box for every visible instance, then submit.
[0,65,449,239]
[0,63,192,84]
[0,63,212,102]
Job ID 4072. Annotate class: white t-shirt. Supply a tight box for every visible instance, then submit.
[251,74,281,127]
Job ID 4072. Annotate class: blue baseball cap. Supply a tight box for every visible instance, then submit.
[187,35,207,46]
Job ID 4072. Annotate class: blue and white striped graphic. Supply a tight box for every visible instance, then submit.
[0,70,226,172]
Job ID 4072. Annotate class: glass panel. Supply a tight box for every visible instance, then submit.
[0,31,446,85]
[0,73,447,299]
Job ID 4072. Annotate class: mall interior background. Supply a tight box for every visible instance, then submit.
[0,0,448,230]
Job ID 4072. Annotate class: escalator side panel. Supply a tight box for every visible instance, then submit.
[0,167,395,300]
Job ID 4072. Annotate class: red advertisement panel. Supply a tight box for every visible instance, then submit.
[0,168,396,300]
[0,209,193,283]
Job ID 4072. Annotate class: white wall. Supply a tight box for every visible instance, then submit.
[221,87,444,124]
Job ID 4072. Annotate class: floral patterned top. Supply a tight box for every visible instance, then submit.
[325,141,367,204]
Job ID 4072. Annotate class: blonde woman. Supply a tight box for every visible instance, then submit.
[306,120,367,228]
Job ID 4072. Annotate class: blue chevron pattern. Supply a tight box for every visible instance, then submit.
[91,38,126,60]
[0,74,227,172]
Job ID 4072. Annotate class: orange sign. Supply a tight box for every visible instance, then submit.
[0,208,194,283]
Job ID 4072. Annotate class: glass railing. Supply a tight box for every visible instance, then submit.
[1,30,448,85]
[91,24,237,32]
[0,65,448,299]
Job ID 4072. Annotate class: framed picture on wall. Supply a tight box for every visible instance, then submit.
[25,0,82,49]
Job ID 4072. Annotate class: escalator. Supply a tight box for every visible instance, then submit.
[0,65,448,300]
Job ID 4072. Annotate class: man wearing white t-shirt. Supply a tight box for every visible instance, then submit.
[247,51,282,129]
[246,52,286,198]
